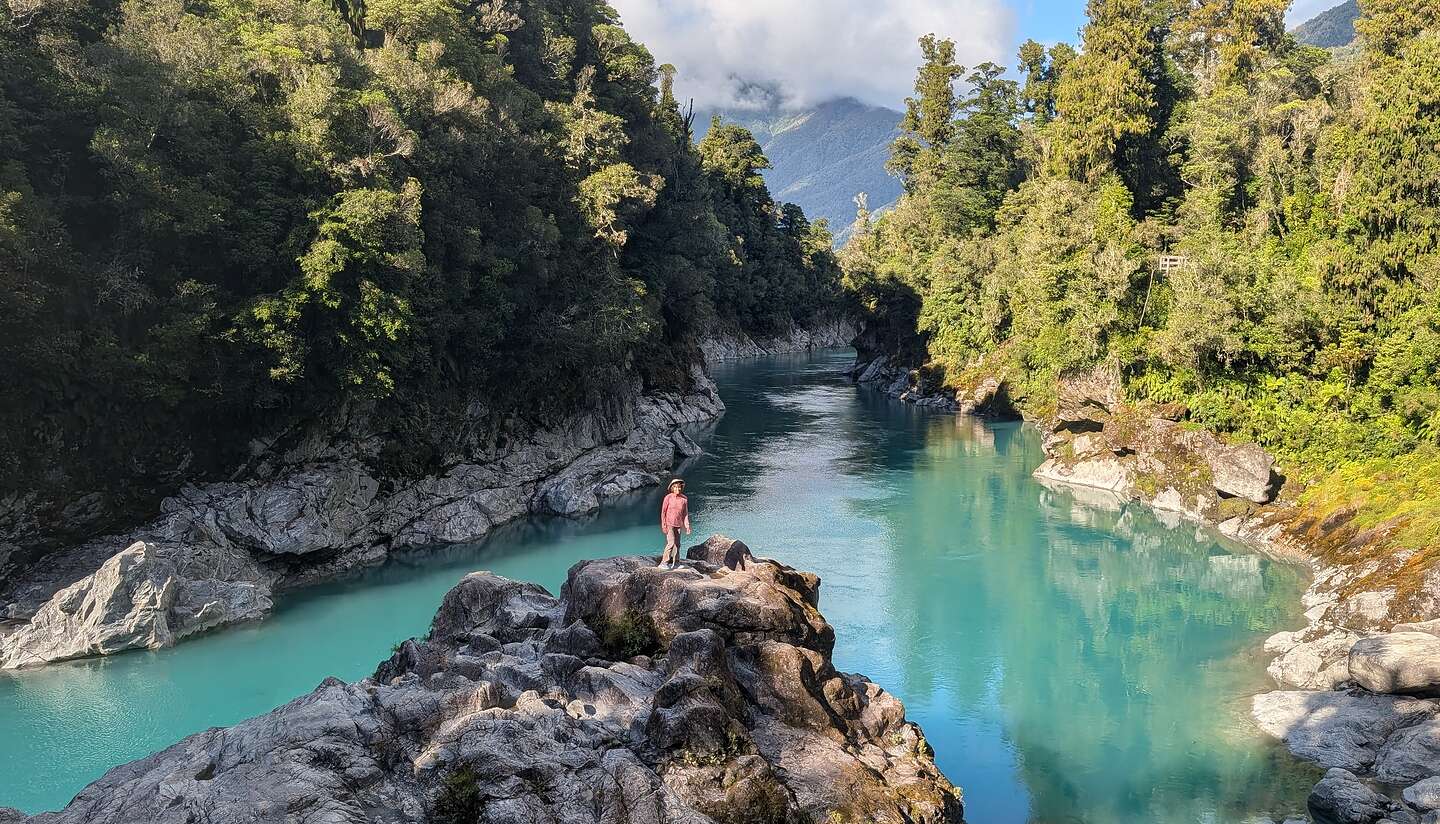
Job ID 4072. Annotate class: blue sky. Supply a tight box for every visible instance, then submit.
[610,0,1342,111]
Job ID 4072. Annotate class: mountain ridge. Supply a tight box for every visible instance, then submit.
[1292,0,1359,48]
[696,97,904,242]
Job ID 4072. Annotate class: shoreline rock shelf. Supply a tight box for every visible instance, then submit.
[0,371,725,670]
[1,536,964,824]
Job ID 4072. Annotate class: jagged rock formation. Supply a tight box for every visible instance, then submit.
[700,318,858,363]
[7,537,963,824]
[0,374,724,670]
[1031,367,1280,521]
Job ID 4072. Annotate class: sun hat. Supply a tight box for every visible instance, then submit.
[668,478,686,489]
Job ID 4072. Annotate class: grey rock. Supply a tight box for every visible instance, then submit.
[685,534,755,570]
[1403,778,1440,812]
[701,317,857,363]
[1350,633,1440,695]
[1033,456,1133,494]
[1251,690,1440,773]
[1201,440,1277,504]
[27,546,963,824]
[1377,718,1440,785]
[1269,631,1361,690]
[0,541,271,669]
[1308,768,1392,824]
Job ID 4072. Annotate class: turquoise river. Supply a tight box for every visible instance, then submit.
[0,350,1320,821]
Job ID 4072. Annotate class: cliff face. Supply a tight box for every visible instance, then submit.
[6,537,963,824]
[0,371,724,670]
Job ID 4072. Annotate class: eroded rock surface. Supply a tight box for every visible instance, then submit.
[701,318,857,363]
[17,545,963,824]
[0,374,724,669]
[1252,690,1440,774]
[1032,368,1280,523]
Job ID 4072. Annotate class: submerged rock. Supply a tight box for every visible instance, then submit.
[17,542,963,824]
[1350,633,1440,696]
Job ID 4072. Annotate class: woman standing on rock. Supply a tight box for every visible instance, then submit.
[659,479,691,569]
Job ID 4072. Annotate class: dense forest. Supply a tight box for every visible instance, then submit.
[0,0,842,536]
[844,0,1440,478]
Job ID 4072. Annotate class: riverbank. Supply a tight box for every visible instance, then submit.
[0,347,1322,820]
[0,537,964,824]
[0,323,860,671]
[853,353,1440,822]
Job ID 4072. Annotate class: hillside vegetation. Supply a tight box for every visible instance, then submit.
[1293,0,1360,48]
[0,0,842,540]
[843,0,1440,562]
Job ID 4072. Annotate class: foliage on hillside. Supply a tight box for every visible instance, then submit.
[844,0,1440,473]
[1293,0,1360,48]
[0,0,841,532]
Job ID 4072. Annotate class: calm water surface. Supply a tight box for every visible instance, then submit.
[1,350,1319,820]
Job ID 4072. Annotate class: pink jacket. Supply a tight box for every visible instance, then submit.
[661,492,690,530]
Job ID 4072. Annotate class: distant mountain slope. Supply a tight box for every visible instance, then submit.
[1293,0,1359,48]
[697,98,903,242]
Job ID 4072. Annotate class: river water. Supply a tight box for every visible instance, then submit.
[0,349,1319,820]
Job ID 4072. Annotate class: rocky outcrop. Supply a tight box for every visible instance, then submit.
[849,356,1015,416]
[700,317,858,363]
[1032,367,1280,523]
[0,372,724,670]
[14,540,963,824]
[1307,768,1395,824]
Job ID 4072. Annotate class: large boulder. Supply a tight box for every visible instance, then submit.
[686,534,755,570]
[1404,778,1440,812]
[1200,441,1277,504]
[1268,631,1361,690]
[1350,633,1440,696]
[0,541,271,669]
[23,542,963,824]
[1308,768,1393,824]
[1376,718,1440,785]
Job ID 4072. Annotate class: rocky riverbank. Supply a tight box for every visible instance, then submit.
[1023,369,1440,823]
[858,355,1440,824]
[701,317,858,363]
[0,370,723,670]
[0,537,964,824]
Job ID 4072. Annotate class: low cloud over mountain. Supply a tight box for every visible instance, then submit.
[610,0,1015,110]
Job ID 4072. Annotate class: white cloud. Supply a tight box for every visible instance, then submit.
[607,0,1017,111]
